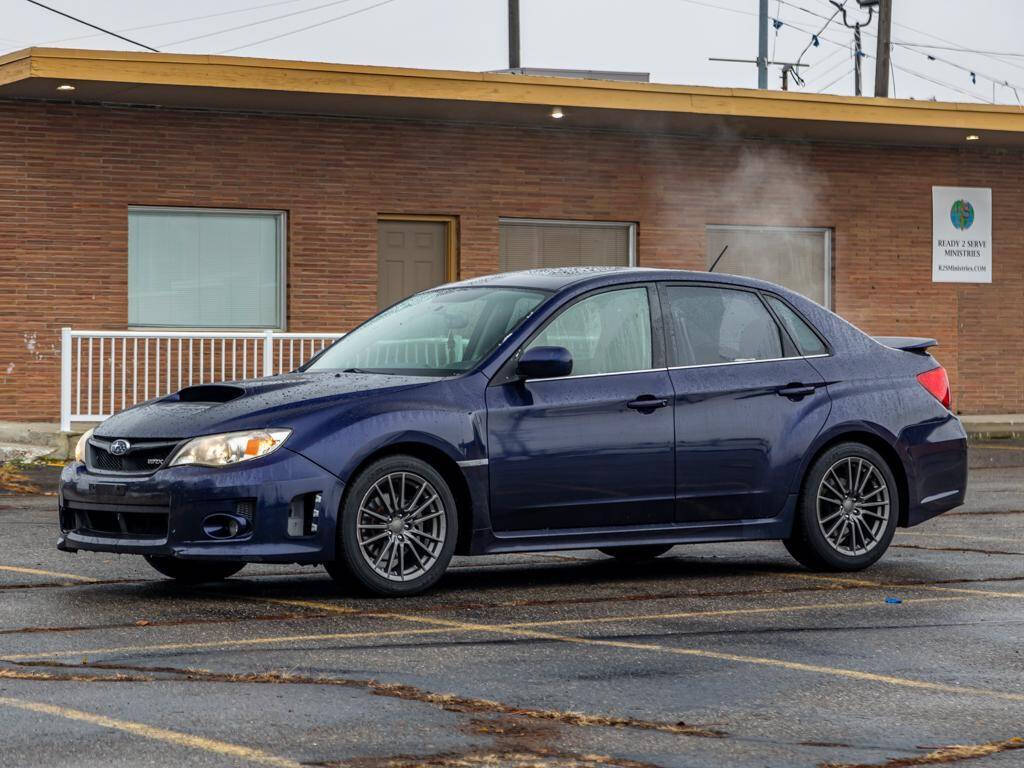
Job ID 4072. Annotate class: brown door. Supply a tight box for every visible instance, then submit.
[377,220,448,309]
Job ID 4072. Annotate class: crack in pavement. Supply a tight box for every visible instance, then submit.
[311,747,669,768]
[0,659,726,739]
[892,544,1024,556]
[819,736,1024,768]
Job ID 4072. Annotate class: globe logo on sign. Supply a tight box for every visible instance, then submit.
[950,199,975,230]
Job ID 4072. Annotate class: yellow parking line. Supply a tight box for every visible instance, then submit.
[269,594,966,629]
[0,696,303,767]
[898,531,1019,543]
[781,571,1024,599]
[1,625,459,662]
[0,565,98,582]
[355,611,1024,705]
[5,593,965,663]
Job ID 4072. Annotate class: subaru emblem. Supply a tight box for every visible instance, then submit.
[109,439,131,456]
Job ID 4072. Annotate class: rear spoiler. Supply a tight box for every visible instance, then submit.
[874,336,938,354]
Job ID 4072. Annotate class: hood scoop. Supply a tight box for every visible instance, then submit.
[174,384,246,403]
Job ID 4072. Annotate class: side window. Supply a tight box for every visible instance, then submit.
[765,296,828,356]
[527,287,652,376]
[664,286,783,367]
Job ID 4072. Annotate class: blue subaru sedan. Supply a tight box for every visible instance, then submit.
[59,268,967,596]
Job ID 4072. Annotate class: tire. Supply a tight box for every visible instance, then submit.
[598,544,673,562]
[325,455,458,597]
[785,441,899,571]
[144,555,245,583]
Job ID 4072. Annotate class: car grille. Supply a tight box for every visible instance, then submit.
[62,501,169,539]
[86,438,179,474]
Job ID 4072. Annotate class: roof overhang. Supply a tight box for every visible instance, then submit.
[2,47,1023,147]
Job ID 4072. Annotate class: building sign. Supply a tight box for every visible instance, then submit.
[932,186,992,283]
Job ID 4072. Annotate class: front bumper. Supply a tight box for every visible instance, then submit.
[58,448,345,563]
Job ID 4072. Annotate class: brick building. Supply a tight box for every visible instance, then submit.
[1,47,1022,433]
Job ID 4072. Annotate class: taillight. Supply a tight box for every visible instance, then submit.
[917,366,951,410]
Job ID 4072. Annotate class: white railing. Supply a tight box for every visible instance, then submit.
[60,328,342,431]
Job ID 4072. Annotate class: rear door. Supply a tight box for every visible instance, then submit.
[659,283,830,523]
[486,285,676,531]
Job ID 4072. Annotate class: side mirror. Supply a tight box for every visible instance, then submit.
[516,346,573,380]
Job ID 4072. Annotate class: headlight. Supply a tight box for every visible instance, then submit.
[167,429,291,468]
[74,428,95,463]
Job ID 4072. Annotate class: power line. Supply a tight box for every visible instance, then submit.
[218,0,399,54]
[803,47,851,86]
[781,0,1024,88]
[22,0,158,51]
[771,0,782,63]
[890,61,993,103]
[775,0,1014,101]
[671,0,1004,102]
[817,67,851,93]
[37,0,320,47]
[793,3,841,71]
[897,43,1024,58]
[162,0,361,47]
[889,13,1024,73]
[674,0,754,19]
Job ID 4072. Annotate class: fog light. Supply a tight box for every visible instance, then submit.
[202,513,251,539]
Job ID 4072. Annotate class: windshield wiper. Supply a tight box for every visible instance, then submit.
[341,367,372,374]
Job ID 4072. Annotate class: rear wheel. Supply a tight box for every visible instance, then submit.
[598,544,673,562]
[785,442,898,571]
[326,455,458,596]
[144,555,245,583]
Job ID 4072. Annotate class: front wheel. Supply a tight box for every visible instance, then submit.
[326,455,458,596]
[785,442,899,571]
[144,555,245,583]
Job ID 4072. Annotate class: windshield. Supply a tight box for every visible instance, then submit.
[306,286,549,376]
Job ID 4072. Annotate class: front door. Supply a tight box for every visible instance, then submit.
[659,283,830,523]
[486,285,676,532]
[377,220,448,309]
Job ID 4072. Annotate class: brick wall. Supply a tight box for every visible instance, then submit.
[0,100,1021,421]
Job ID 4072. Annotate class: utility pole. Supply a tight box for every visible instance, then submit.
[508,0,520,70]
[873,0,892,97]
[831,0,874,97]
[757,0,768,89]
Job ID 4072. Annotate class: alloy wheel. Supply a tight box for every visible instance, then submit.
[815,456,890,557]
[355,471,447,582]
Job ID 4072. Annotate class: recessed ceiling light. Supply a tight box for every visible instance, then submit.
[56,83,76,92]
[550,106,564,119]
[965,134,980,141]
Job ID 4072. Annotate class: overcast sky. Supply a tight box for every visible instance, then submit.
[3,0,1023,104]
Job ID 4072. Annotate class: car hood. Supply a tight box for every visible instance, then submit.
[93,372,440,440]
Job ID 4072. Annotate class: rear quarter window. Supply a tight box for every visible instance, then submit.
[765,295,828,356]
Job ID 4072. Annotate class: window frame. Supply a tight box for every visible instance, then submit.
[705,224,832,309]
[127,205,288,331]
[493,283,663,384]
[657,281,831,370]
[498,217,638,269]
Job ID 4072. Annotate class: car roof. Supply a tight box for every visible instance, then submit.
[445,266,788,294]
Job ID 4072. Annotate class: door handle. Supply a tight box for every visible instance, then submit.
[777,383,817,400]
[626,395,669,412]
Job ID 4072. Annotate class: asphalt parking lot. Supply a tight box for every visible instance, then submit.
[1,444,1023,768]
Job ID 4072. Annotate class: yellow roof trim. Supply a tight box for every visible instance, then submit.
[2,46,1024,134]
